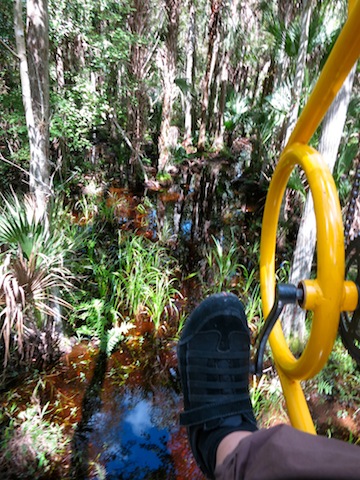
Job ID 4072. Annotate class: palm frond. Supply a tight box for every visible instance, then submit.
[0,193,75,367]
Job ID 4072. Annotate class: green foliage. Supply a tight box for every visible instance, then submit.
[0,380,68,476]
[250,374,286,427]
[238,264,262,329]
[102,323,135,356]
[333,141,358,204]
[201,236,264,330]
[310,339,359,404]
[68,222,181,340]
[116,233,181,331]
[203,236,240,293]
[68,232,120,338]
[50,83,109,154]
[224,94,249,133]
[0,193,75,366]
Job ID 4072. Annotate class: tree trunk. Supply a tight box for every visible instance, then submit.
[283,0,312,147]
[208,44,221,137]
[157,0,181,172]
[274,1,296,89]
[183,0,196,148]
[26,0,51,216]
[212,47,229,149]
[14,0,64,342]
[282,64,357,340]
[127,0,151,179]
[14,0,51,219]
[197,0,222,151]
[55,45,65,90]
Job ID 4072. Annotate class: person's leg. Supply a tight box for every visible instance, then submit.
[215,424,360,480]
[216,430,252,467]
[177,292,257,479]
[178,293,360,480]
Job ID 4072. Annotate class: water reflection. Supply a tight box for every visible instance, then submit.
[67,341,204,480]
[84,385,203,480]
[89,389,173,479]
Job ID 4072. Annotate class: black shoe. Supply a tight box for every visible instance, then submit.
[177,292,257,479]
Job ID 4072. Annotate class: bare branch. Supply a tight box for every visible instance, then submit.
[0,152,30,183]
[0,39,20,59]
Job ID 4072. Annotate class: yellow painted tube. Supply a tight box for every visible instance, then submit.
[277,369,316,434]
[260,144,348,432]
[261,144,344,380]
[342,281,359,312]
[285,1,360,148]
[348,0,357,14]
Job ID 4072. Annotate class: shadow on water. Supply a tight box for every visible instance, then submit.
[68,338,204,480]
[70,349,108,479]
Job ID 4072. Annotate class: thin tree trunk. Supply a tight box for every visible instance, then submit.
[26,0,51,216]
[183,0,196,148]
[157,0,181,172]
[127,0,151,180]
[14,0,63,340]
[55,45,65,90]
[14,0,35,161]
[213,48,229,149]
[197,0,222,151]
[274,1,295,89]
[282,64,357,340]
[283,0,312,147]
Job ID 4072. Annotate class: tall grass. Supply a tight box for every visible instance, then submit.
[115,233,180,331]
[203,235,240,293]
[201,236,263,331]
[69,230,181,340]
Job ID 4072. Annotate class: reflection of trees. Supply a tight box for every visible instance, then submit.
[150,387,179,431]
[107,433,174,480]
[158,158,254,258]
[158,160,227,250]
[81,381,181,479]
[70,350,108,479]
[67,338,200,479]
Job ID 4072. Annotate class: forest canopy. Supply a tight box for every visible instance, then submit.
[1,0,357,196]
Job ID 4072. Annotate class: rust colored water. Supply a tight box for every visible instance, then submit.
[42,340,205,479]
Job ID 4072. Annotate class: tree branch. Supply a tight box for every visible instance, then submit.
[0,39,20,59]
[110,113,149,182]
[0,152,30,181]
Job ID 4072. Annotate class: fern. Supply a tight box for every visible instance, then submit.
[103,322,134,357]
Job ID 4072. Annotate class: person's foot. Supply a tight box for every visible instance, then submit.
[177,292,257,479]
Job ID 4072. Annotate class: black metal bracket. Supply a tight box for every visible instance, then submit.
[252,284,304,376]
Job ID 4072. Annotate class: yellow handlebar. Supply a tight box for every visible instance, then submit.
[259,1,360,433]
[260,144,358,432]
[286,0,360,149]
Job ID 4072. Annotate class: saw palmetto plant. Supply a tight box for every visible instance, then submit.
[0,193,73,368]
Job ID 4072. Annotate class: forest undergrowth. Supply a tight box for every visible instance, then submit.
[0,177,359,479]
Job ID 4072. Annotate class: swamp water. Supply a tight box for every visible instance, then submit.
[2,156,265,479]
[67,158,264,479]
[64,342,204,479]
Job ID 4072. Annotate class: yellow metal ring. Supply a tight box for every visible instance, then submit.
[260,143,344,380]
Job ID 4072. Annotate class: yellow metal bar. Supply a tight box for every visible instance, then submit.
[277,370,316,434]
[342,281,359,312]
[260,144,347,431]
[259,0,360,434]
[285,1,360,149]
[261,144,344,379]
[348,0,357,14]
